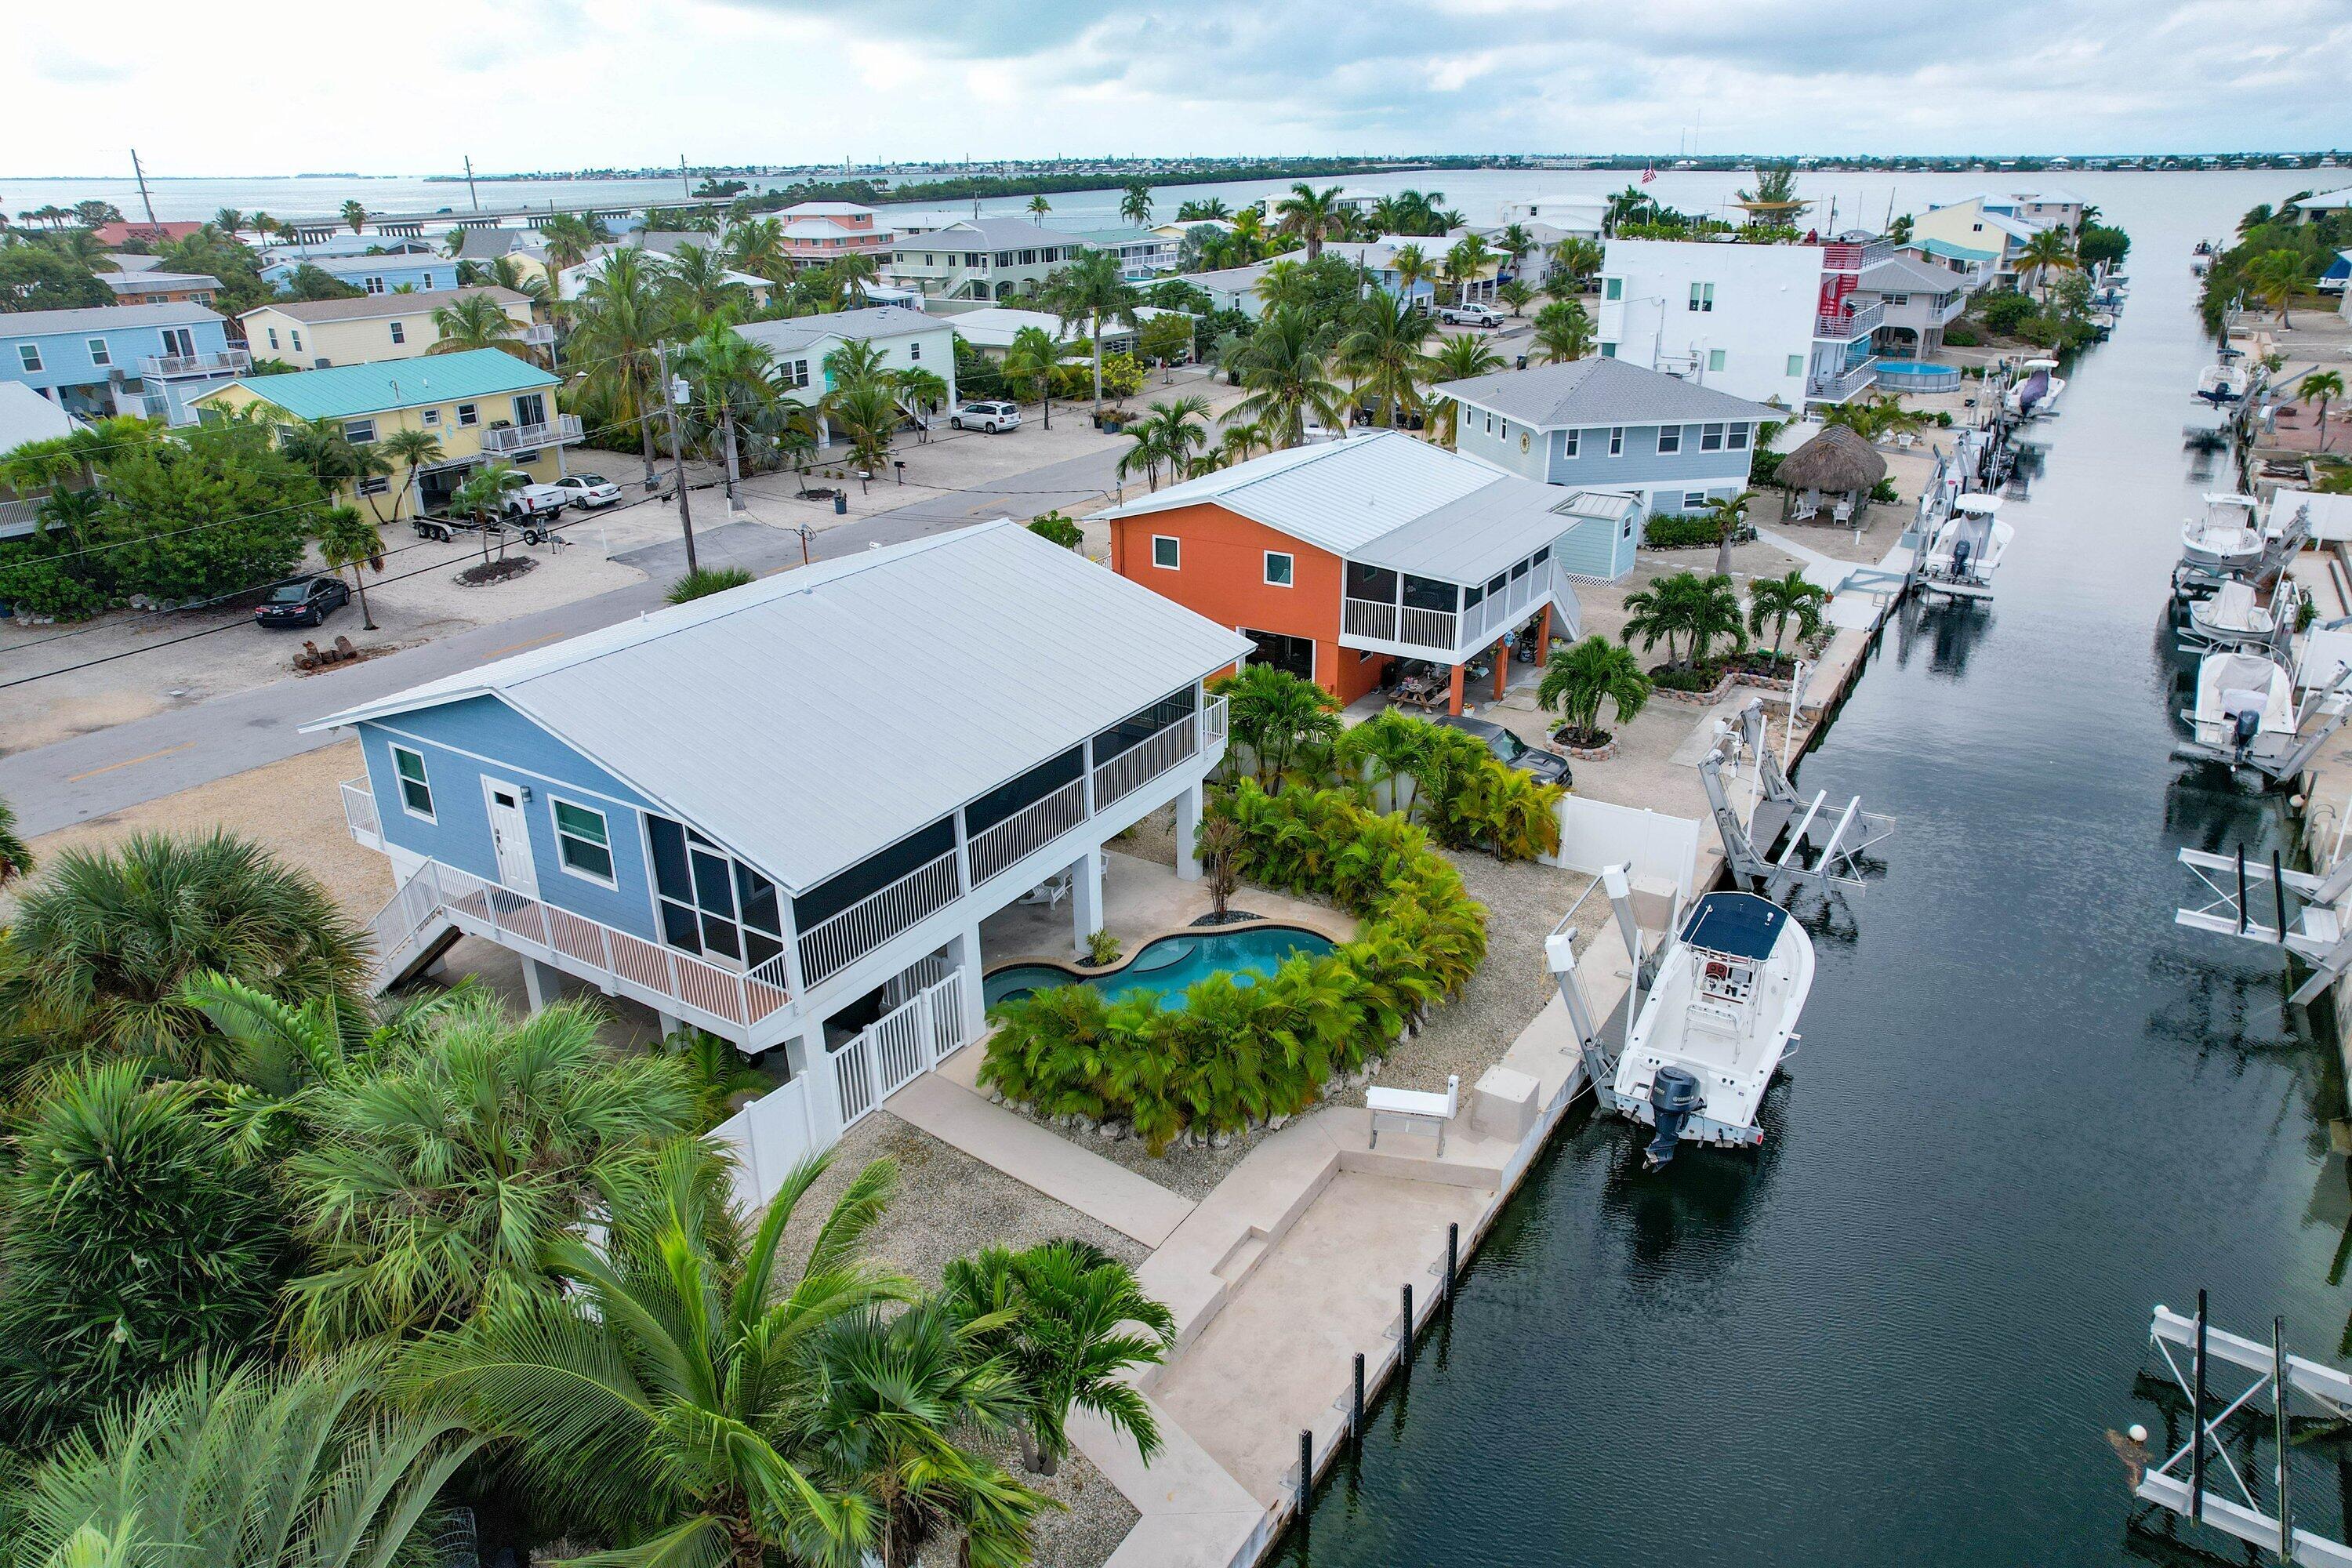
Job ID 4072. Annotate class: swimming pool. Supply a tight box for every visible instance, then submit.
[984,924,1337,1011]
[1872,359,1963,393]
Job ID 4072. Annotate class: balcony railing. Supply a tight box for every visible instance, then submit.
[1094,717,1200,813]
[797,849,964,990]
[0,495,45,537]
[1814,299,1885,341]
[481,415,584,453]
[968,778,1087,887]
[1806,359,1879,404]
[1347,568,1573,658]
[1203,693,1229,748]
[140,348,249,379]
[521,322,557,346]
[341,778,381,842]
[1343,597,1399,641]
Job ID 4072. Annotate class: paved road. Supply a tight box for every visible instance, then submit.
[0,445,1142,837]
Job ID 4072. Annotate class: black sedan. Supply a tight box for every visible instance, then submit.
[255,575,350,629]
[1433,713,1573,786]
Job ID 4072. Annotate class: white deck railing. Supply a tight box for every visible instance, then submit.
[796,848,963,989]
[1342,597,1399,641]
[367,856,791,1028]
[1807,359,1878,404]
[1397,604,1459,652]
[1203,694,1228,748]
[140,348,249,379]
[1814,299,1885,341]
[340,778,380,841]
[967,777,1087,887]
[481,415,584,452]
[1093,717,1199,812]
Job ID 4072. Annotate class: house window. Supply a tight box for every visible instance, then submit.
[421,272,435,289]
[1689,282,1715,312]
[423,408,441,426]
[1265,551,1294,587]
[267,328,280,350]
[1604,277,1623,301]
[1683,492,1708,510]
[647,817,783,971]
[1700,423,1725,452]
[344,418,376,444]
[1484,412,1494,434]
[908,343,920,361]
[85,337,112,368]
[1729,423,1751,450]
[1707,349,1726,372]
[1152,535,1181,570]
[291,330,303,354]
[1609,426,1624,456]
[17,345,42,372]
[1500,421,1510,441]
[1563,429,1580,458]
[1600,342,1617,358]
[364,276,385,294]
[552,798,615,884]
[358,475,390,495]
[457,402,478,426]
[786,359,810,388]
[1885,292,1910,306]
[1657,426,1682,455]
[1786,354,1804,376]
[390,321,406,345]
[391,746,434,819]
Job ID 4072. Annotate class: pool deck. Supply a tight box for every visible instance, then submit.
[978,845,1356,968]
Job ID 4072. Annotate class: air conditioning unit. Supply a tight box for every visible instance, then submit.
[314,358,332,369]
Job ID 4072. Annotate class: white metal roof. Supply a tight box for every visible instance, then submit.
[307,521,1250,892]
[0,382,83,456]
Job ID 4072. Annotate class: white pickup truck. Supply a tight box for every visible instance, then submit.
[1439,303,1504,328]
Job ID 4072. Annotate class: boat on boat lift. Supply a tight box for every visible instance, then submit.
[2195,361,2255,406]
[2179,493,2267,573]
[1918,494,2012,601]
[2183,649,2296,771]
[1605,891,1815,1171]
[2183,579,2278,650]
[2006,358,2065,418]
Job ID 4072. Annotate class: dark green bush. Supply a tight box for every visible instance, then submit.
[1643,513,1721,549]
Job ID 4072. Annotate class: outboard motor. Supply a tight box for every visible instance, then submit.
[2232,706,2263,757]
[1643,1066,1703,1170]
[1951,536,1973,580]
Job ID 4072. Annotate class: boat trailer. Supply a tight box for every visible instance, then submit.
[1697,699,1894,896]
[2174,840,2352,1007]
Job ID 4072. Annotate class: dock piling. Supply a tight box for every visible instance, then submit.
[1352,1352,1366,1450]
[1401,1284,1414,1360]
[1446,1222,1459,1302]
[1298,1429,1312,1519]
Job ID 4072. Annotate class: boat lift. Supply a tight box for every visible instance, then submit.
[1697,698,1893,895]
[2117,1298,2352,1567]
[2172,666,2352,782]
[2173,499,2314,603]
[2175,841,2352,1007]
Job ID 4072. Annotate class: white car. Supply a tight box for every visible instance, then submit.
[949,400,1022,434]
[555,473,622,510]
[1440,303,1504,328]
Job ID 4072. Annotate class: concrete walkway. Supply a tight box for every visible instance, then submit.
[884,1062,1196,1249]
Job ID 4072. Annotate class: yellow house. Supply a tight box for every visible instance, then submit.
[240,288,540,370]
[191,347,578,522]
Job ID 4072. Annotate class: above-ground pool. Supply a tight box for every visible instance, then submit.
[1872,359,1963,394]
[985,924,1337,1011]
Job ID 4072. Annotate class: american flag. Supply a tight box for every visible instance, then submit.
[1640,163,1656,185]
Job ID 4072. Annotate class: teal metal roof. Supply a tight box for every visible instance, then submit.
[1912,238,1997,263]
[213,348,555,419]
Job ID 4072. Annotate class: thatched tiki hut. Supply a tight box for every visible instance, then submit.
[1776,424,1888,524]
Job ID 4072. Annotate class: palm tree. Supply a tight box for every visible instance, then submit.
[448,463,517,566]
[0,796,31,887]
[212,206,244,238]
[1745,569,1828,659]
[2017,226,2078,302]
[681,312,776,507]
[2303,369,2346,452]
[1026,194,1052,220]
[1333,708,1435,816]
[1116,396,1211,492]
[1002,323,1069,427]
[1443,233,1495,306]
[661,241,752,319]
[829,249,881,308]
[1494,222,1535,280]
[1425,333,1504,447]
[1686,573,1748,666]
[1218,417,1266,469]
[2249,249,2308,328]
[1275,183,1343,262]
[1531,299,1595,364]
[1120,180,1154,227]
[339,199,368,234]
[1336,291,1434,430]
[284,993,695,1351]
[827,376,905,475]
[1700,488,1758,578]
[1389,242,1432,306]
[1041,249,1140,416]
[570,245,676,487]
[1254,257,1311,314]
[407,1141,1042,1568]
[11,1353,486,1568]
[1211,662,1339,791]
[1537,636,1652,743]
[1733,161,1811,223]
[0,829,367,1073]
[724,216,790,285]
[314,504,385,630]
[378,426,443,519]
[941,1240,1177,1476]
[1496,278,1536,318]
[1623,570,1740,670]
[823,336,892,387]
[428,289,528,357]
[1231,307,1347,449]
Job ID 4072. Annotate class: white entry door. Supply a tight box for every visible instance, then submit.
[482,778,539,895]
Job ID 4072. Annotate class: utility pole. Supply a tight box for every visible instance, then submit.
[655,339,699,575]
[681,154,691,201]
[464,154,481,212]
[129,149,158,230]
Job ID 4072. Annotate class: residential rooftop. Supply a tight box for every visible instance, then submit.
[101,271,221,296]
[733,305,942,357]
[1433,357,1784,429]
[0,381,84,455]
[240,286,530,324]
[198,347,556,420]
[0,301,226,336]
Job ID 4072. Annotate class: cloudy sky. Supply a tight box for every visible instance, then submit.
[8,0,2350,174]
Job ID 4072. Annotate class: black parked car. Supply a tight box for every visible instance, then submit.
[255,575,350,629]
[1432,713,1572,786]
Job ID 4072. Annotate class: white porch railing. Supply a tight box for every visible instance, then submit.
[481,415,584,453]
[367,856,792,1029]
[1203,694,1228,749]
[1093,717,1200,812]
[1814,299,1885,340]
[968,778,1087,887]
[1807,359,1878,403]
[797,848,963,989]
[340,777,380,841]
[830,969,970,1131]
[140,348,249,379]
[1342,597,1399,641]
[1397,604,1458,651]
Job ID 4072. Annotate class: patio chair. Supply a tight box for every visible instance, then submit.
[1831,499,1855,529]
[1787,492,1820,523]
[1019,870,1071,908]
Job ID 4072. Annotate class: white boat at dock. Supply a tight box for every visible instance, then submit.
[2194,361,2253,405]
[2184,649,2296,769]
[2178,493,2266,572]
[1918,495,2012,601]
[2183,580,2278,649]
[1605,891,1815,1171]
[2006,358,2064,418]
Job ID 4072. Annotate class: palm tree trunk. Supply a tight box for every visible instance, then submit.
[720,406,742,510]
[350,567,376,631]
[1091,310,1105,413]
[638,370,661,489]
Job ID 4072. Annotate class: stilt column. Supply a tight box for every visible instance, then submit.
[1447,662,1467,716]
[1174,779,1203,882]
[1073,846,1105,956]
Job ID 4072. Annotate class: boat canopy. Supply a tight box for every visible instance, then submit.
[2205,493,2259,510]
[1679,892,1790,962]
[1953,495,2002,517]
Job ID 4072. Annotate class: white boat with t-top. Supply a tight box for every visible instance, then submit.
[2183,580,2277,649]
[1608,891,1815,1170]
[2195,361,2254,406]
[1918,494,2012,600]
[2180,493,2265,573]
[2006,358,2064,417]
[2186,649,2296,768]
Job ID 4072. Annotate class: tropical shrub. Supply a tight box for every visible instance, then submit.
[1028,510,1083,548]
[666,564,756,603]
[1978,291,2039,334]
[982,783,1490,1149]
[1643,512,1722,550]
[1538,636,1651,744]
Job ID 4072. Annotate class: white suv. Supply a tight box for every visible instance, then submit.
[1440,303,1504,328]
[950,400,1022,434]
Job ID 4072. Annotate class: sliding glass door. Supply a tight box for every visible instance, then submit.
[646,816,784,975]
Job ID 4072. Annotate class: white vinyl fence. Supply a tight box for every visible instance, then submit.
[1542,796,1704,909]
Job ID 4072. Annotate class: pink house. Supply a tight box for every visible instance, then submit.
[775,201,894,262]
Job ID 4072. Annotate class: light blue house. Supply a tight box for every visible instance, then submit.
[1434,358,1780,579]
[0,302,245,425]
[311,520,1247,1175]
[260,252,456,295]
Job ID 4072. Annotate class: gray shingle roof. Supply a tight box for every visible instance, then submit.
[897,216,1067,252]
[1433,358,1782,430]
[102,271,220,295]
[1859,255,1967,295]
[449,228,531,260]
[733,306,945,358]
[244,286,529,324]
[0,301,226,336]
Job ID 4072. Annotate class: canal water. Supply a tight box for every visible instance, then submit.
[1280,187,2352,1563]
